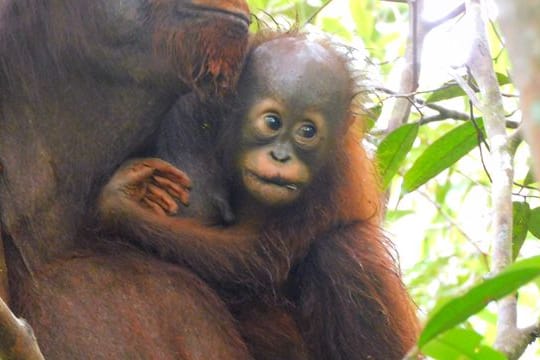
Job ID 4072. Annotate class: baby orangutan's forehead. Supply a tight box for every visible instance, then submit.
[258,37,336,63]
[245,37,351,114]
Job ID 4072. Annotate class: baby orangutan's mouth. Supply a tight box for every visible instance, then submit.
[246,171,300,192]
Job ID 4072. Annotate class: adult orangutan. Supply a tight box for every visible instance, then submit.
[0,0,253,358]
[100,32,420,359]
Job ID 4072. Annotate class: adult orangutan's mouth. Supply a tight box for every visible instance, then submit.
[179,5,250,29]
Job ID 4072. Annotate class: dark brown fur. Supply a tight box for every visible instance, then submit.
[0,0,252,358]
[99,32,420,359]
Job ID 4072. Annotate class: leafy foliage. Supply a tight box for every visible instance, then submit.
[401,120,485,194]
[528,207,540,239]
[419,256,540,348]
[422,328,505,360]
[512,202,530,260]
[376,123,418,190]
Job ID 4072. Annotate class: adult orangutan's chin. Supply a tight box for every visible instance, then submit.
[154,15,249,98]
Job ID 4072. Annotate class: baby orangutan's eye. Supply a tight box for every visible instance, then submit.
[264,114,282,131]
[297,123,316,139]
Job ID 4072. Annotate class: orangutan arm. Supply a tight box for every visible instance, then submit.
[97,158,277,291]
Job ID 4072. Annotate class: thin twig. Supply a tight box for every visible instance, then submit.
[514,182,540,192]
[512,193,540,200]
[303,0,334,25]
[423,2,466,33]
[470,103,493,183]
[449,69,483,110]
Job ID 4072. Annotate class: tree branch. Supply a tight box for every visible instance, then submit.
[423,2,465,32]
[420,102,470,123]
[464,1,524,357]
[378,1,466,132]
[493,321,540,360]
[448,69,483,110]
[372,87,519,129]
[378,0,425,132]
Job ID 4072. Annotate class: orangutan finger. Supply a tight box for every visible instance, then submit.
[112,162,154,189]
[153,175,190,206]
[147,184,179,214]
[142,197,167,216]
[142,158,192,189]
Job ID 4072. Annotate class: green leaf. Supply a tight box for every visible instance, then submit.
[375,123,419,190]
[418,255,540,348]
[496,72,511,86]
[422,328,505,360]
[513,202,530,259]
[365,105,382,123]
[364,105,381,131]
[426,84,467,103]
[401,120,484,194]
[523,169,537,186]
[529,207,540,239]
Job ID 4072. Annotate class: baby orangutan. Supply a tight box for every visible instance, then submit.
[99,33,419,360]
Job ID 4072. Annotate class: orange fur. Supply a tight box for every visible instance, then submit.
[98,32,420,359]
